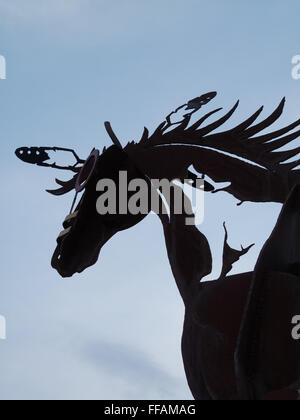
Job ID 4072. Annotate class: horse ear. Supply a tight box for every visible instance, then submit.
[104,122,123,149]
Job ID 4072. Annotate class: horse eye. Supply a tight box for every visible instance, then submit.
[75,149,99,193]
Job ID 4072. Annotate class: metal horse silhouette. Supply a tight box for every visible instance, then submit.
[16,92,300,400]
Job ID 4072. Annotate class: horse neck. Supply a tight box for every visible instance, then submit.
[159,211,212,305]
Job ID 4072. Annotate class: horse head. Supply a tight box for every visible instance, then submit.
[15,92,300,280]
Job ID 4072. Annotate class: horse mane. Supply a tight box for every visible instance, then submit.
[138,98,300,173]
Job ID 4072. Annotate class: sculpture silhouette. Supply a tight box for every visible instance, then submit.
[15,93,300,400]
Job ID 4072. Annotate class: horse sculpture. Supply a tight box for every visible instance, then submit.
[15,92,300,400]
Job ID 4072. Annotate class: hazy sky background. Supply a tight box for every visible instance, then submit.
[0,0,300,400]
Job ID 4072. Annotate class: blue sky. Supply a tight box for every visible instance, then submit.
[0,0,300,400]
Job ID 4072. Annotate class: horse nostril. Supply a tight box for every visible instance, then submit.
[58,226,71,239]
